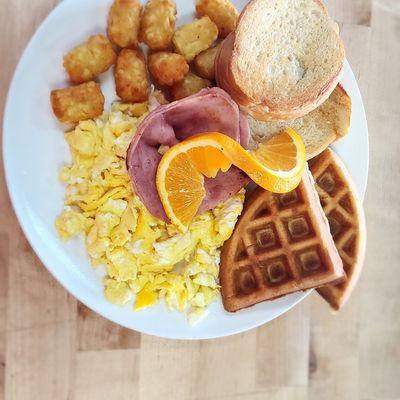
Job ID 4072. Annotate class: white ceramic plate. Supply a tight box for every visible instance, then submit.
[3,0,368,340]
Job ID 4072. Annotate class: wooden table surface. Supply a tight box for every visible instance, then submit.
[1,1,399,399]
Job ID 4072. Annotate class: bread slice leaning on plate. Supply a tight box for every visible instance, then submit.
[215,0,345,121]
[248,84,351,160]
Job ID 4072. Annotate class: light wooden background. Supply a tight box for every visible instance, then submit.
[1,0,399,399]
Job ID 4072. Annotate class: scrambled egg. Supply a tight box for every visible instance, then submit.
[56,102,244,324]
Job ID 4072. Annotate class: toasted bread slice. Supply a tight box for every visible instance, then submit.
[216,0,345,121]
[248,84,351,160]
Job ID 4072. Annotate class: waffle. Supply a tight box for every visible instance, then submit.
[309,148,366,310]
[220,168,345,312]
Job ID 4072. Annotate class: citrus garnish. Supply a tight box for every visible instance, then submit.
[156,128,306,231]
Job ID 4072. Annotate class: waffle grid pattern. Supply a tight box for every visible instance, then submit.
[310,149,366,309]
[220,170,345,312]
[312,162,359,281]
[234,187,334,298]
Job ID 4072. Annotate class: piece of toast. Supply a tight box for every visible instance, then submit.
[248,84,351,160]
[215,0,345,121]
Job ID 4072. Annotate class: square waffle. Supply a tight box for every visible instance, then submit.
[310,148,366,310]
[220,168,345,312]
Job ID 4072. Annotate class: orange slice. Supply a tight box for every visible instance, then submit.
[156,128,306,231]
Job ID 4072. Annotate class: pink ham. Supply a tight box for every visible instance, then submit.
[126,87,250,221]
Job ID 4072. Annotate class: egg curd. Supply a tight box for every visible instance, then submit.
[55,102,244,324]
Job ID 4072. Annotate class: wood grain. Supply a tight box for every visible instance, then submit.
[77,303,141,351]
[1,0,399,399]
[307,20,372,400]
[358,4,400,398]
[4,230,76,400]
[255,300,310,388]
[72,350,140,400]
[0,234,8,400]
[325,0,372,26]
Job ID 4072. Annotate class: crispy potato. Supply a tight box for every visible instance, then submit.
[107,0,142,48]
[50,82,105,124]
[196,0,239,38]
[172,16,218,62]
[170,72,211,100]
[115,49,150,103]
[149,52,189,86]
[193,44,221,80]
[63,35,116,84]
[116,101,149,117]
[140,0,177,50]
[148,89,169,111]
[153,89,169,105]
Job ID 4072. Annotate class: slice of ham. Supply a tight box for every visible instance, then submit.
[127,87,250,222]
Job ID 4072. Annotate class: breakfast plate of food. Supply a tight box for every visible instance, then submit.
[3,0,368,339]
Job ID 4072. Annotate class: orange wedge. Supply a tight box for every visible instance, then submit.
[156,128,306,231]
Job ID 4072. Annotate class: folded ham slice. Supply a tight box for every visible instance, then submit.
[126,87,250,221]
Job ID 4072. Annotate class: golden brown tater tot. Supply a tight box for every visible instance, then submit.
[140,0,177,50]
[107,0,142,48]
[196,0,239,38]
[172,16,218,62]
[115,49,150,103]
[193,44,220,80]
[63,35,116,84]
[149,52,189,86]
[50,82,105,124]
[170,72,211,100]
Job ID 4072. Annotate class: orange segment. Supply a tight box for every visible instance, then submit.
[253,131,299,171]
[156,129,306,231]
[161,151,206,230]
[187,146,232,178]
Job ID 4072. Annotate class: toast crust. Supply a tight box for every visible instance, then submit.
[216,0,345,121]
[248,83,352,160]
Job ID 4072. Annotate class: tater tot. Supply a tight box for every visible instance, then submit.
[148,52,189,86]
[170,72,211,100]
[115,49,150,102]
[196,0,239,38]
[173,16,218,62]
[50,82,105,124]
[193,44,220,80]
[153,89,169,105]
[63,35,116,84]
[140,0,177,50]
[107,0,142,48]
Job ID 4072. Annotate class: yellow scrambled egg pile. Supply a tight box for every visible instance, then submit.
[55,102,244,324]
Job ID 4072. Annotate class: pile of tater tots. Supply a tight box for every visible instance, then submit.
[51,0,239,125]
